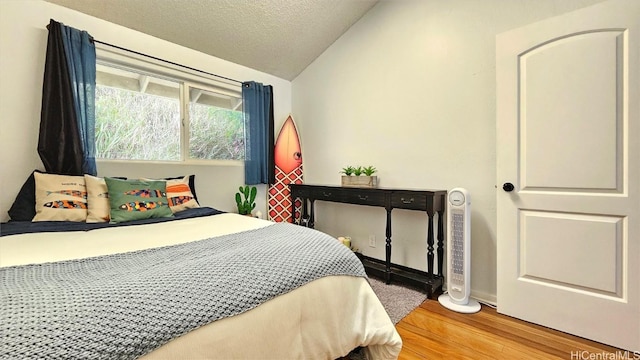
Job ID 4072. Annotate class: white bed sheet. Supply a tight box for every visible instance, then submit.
[0,213,402,359]
[0,213,272,267]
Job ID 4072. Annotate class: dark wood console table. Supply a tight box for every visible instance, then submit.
[289,184,447,298]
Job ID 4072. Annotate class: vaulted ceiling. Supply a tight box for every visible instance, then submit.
[44,0,379,80]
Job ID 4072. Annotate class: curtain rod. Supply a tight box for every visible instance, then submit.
[92,39,245,85]
[45,20,245,86]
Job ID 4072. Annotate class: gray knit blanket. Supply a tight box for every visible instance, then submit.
[1,222,367,359]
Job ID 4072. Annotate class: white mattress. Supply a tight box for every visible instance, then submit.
[0,213,402,359]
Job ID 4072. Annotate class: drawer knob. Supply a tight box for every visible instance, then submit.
[322,192,332,197]
[401,197,414,204]
[358,195,369,200]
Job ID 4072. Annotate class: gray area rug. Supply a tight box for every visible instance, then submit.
[368,276,428,324]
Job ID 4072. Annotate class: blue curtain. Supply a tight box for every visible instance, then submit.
[242,81,274,184]
[61,23,97,176]
[38,19,96,176]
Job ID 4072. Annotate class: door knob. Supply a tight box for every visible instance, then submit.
[503,183,515,192]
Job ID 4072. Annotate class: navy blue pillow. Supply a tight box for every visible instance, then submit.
[8,170,42,221]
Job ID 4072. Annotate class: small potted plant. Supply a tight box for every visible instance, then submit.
[362,166,377,176]
[341,165,378,188]
[235,185,257,215]
[340,166,355,176]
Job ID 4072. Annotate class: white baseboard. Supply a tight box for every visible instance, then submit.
[471,290,496,307]
[440,285,497,307]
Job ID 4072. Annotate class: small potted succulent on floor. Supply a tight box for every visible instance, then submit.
[340,165,378,188]
[235,185,257,216]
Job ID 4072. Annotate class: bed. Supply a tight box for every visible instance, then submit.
[0,207,402,359]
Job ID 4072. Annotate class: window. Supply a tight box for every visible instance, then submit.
[95,60,244,162]
[188,86,244,160]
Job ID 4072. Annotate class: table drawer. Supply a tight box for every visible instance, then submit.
[311,187,345,201]
[343,190,386,206]
[391,192,428,210]
[290,186,310,198]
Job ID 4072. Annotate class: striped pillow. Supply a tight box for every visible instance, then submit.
[164,176,200,213]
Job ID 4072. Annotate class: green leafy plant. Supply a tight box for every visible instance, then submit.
[235,185,257,215]
[362,166,377,176]
[340,166,356,176]
[341,165,378,176]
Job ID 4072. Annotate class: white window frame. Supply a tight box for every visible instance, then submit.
[95,44,244,166]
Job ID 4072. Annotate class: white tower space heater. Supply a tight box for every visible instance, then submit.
[438,188,481,314]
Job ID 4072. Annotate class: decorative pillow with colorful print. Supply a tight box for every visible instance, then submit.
[105,177,173,224]
[33,173,88,222]
[84,174,112,223]
[160,176,200,213]
[141,176,199,213]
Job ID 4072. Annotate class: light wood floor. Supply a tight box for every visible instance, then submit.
[396,299,622,359]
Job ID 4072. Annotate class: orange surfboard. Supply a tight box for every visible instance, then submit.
[268,115,303,222]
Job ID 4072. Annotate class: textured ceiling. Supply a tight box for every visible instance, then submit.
[44,0,378,80]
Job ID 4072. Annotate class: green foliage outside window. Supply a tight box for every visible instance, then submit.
[95,86,180,161]
[95,85,245,161]
[189,103,244,160]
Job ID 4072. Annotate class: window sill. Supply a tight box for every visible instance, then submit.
[96,159,244,167]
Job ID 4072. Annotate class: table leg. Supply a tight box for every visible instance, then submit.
[385,208,392,284]
[309,199,315,229]
[437,208,444,277]
[301,197,308,225]
[291,196,296,224]
[427,210,435,276]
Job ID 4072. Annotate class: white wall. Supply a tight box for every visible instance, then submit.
[0,0,291,222]
[292,0,605,303]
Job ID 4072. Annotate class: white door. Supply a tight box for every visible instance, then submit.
[497,0,639,351]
